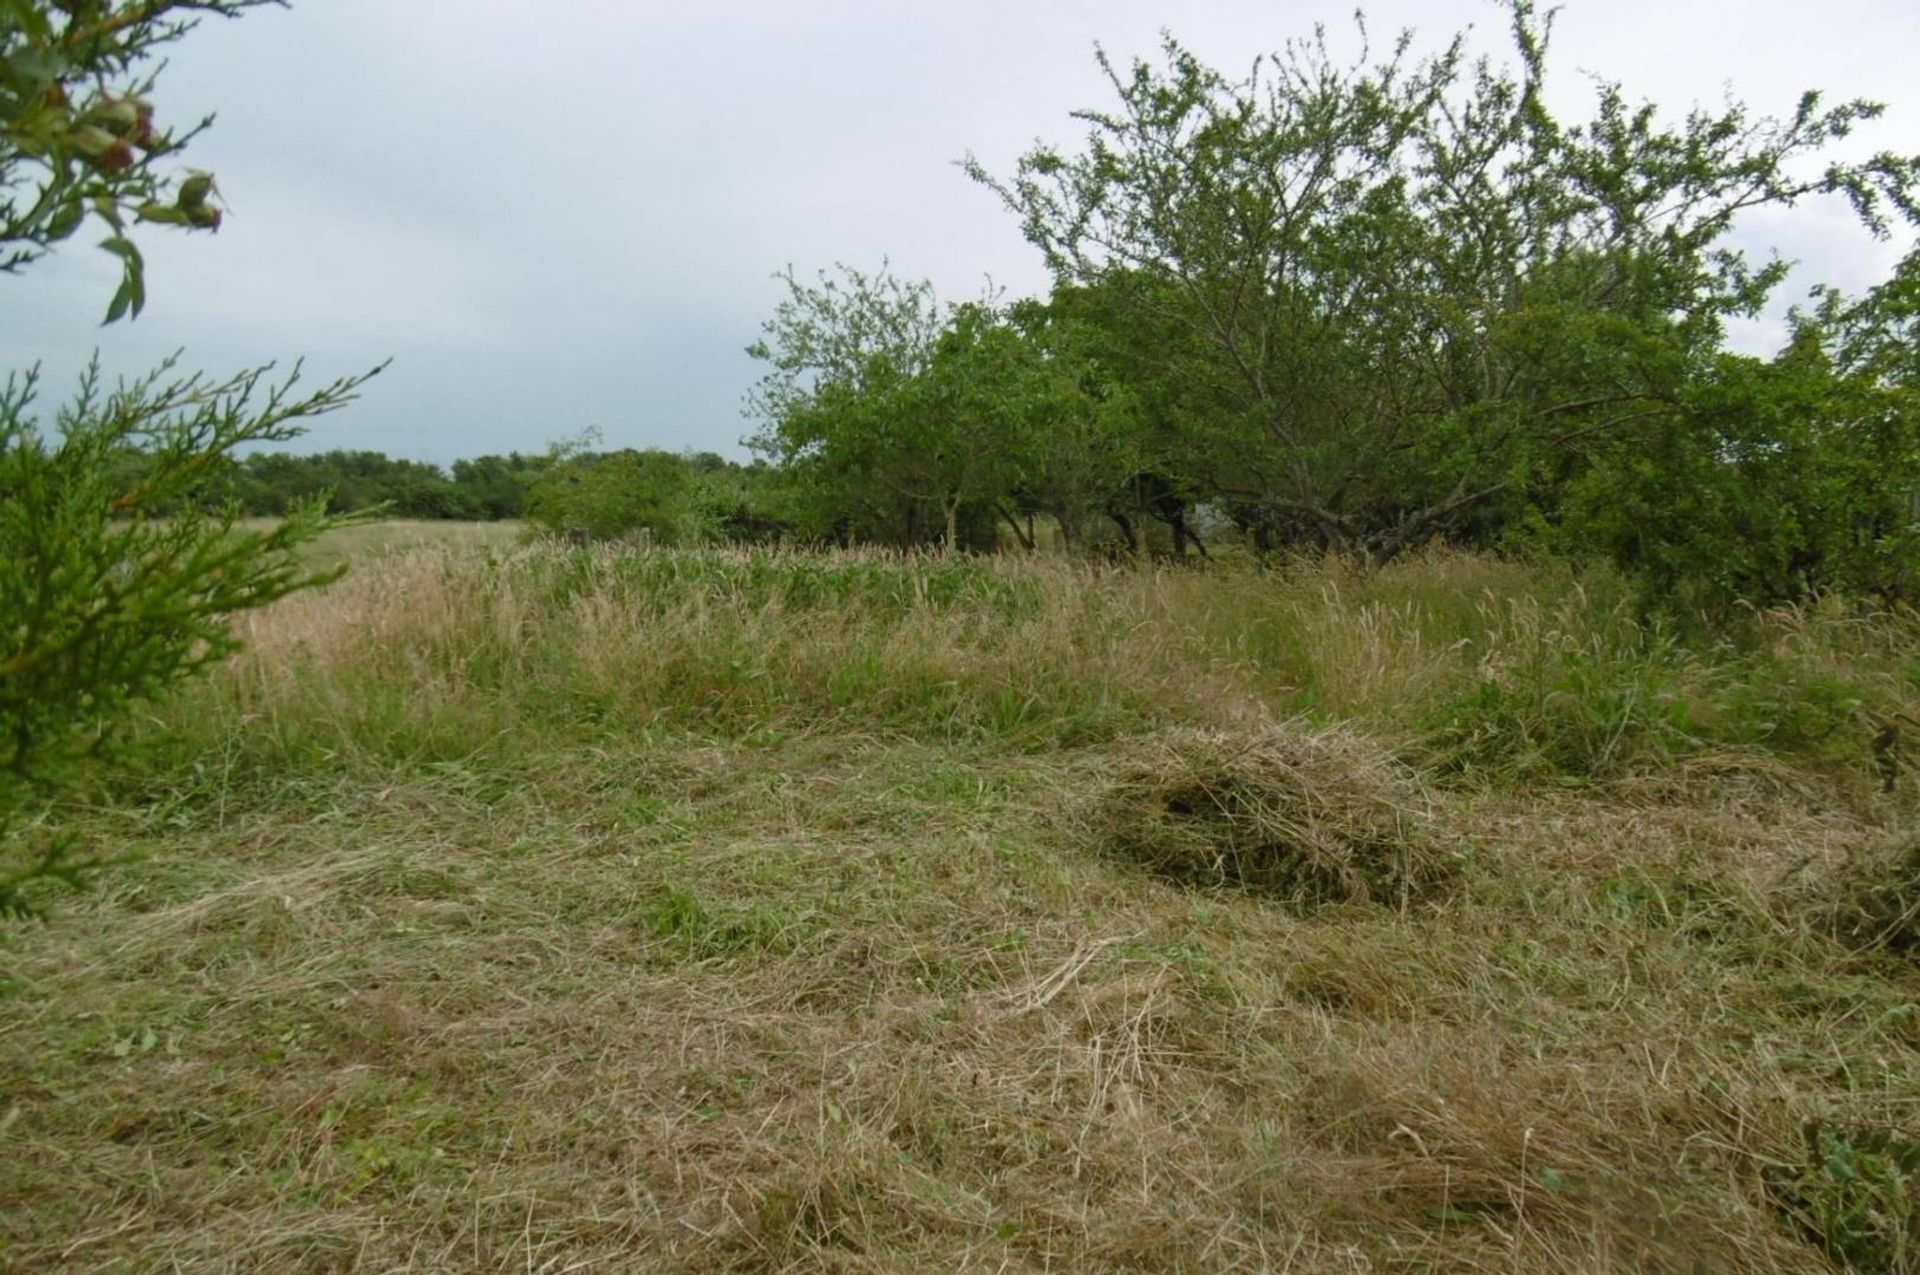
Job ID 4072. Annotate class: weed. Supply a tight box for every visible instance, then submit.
[1768,1122,1920,1272]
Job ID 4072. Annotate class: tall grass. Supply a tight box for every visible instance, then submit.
[141,543,1920,796]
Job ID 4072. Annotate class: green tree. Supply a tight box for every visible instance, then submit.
[991,299,1124,550]
[1,1,376,916]
[746,263,955,546]
[525,438,698,544]
[748,265,1127,551]
[1562,246,1920,615]
[450,453,545,520]
[1036,276,1238,552]
[966,3,1920,563]
[897,302,1057,551]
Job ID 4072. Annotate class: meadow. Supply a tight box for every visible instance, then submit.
[236,518,526,574]
[2,524,1918,1272]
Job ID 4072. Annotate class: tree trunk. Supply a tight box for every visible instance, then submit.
[995,503,1036,551]
[944,499,960,554]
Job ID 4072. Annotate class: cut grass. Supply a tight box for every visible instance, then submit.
[1096,723,1454,908]
[1809,833,1920,961]
[4,539,1920,1271]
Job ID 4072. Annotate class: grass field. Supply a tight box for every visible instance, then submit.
[3,526,1918,1271]
[243,518,526,574]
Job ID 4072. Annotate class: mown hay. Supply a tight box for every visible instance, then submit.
[1100,723,1452,908]
[1819,834,1920,959]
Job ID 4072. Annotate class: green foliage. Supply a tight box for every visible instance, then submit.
[203,448,549,521]
[1425,605,1706,779]
[1704,661,1866,762]
[525,443,699,543]
[1769,1124,1920,1272]
[957,2,1918,569]
[448,452,545,520]
[0,1,275,320]
[733,3,1920,604]
[175,443,780,540]
[748,266,1138,550]
[1,357,376,912]
[746,263,962,547]
[1424,595,1879,781]
[0,0,377,916]
[731,2,1920,609]
[1557,278,1920,617]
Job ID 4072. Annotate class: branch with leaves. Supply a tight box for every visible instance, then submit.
[1,1,379,918]
[1,0,281,319]
[0,357,381,914]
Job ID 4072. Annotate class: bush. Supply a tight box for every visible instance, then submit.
[525,448,697,543]
[1,359,374,914]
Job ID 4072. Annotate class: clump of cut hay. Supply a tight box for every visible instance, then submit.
[1100,723,1451,908]
[1817,834,1920,958]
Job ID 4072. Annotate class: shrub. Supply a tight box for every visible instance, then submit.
[525,448,697,543]
[0,360,373,915]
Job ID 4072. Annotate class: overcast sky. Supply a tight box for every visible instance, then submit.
[5,0,1918,466]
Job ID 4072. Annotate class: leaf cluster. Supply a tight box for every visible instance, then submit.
[1,0,278,319]
[960,1,1920,564]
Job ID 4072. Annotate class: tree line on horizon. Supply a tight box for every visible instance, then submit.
[85,3,1920,621]
[143,446,756,523]
[729,4,1920,618]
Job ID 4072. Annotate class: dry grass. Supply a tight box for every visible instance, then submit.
[4,540,1920,1271]
[244,517,525,573]
[1808,834,1920,960]
[1096,724,1452,908]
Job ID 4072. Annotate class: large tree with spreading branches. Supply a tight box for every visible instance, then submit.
[964,2,1920,563]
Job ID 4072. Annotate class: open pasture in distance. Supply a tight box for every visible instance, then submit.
[246,518,526,574]
[3,535,1919,1272]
